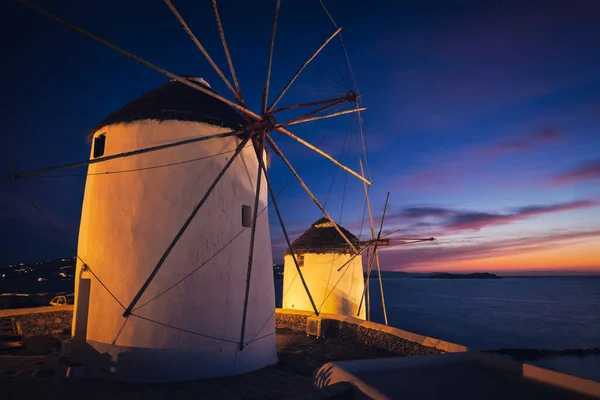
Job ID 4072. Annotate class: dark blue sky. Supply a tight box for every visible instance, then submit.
[2,1,599,272]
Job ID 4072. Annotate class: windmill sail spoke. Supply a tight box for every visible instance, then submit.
[357,192,390,319]
[388,238,435,246]
[283,107,366,127]
[270,93,358,114]
[359,159,377,241]
[122,134,253,318]
[239,133,266,350]
[381,228,403,239]
[266,135,359,254]
[211,0,245,105]
[164,0,241,103]
[276,99,347,128]
[357,244,378,314]
[358,158,377,316]
[256,142,319,316]
[373,249,388,325]
[9,130,241,180]
[273,126,372,185]
[375,193,390,324]
[267,27,342,112]
[263,0,281,113]
[17,0,258,120]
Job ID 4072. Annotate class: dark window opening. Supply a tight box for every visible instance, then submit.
[297,254,305,268]
[242,205,252,227]
[93,133,106,158]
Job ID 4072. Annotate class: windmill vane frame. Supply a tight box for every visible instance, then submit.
[9,0,435,380]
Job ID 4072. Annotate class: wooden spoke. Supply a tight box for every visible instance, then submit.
[357,160,375,313]
[270,93,358,114]
[262,0,281,113]
[164,0,241,103]
[357,192,390,319]
[360,159,377,241]
[358,243,378,313]
[358,158,376,318]
[268,27,342,112]
[381,228,403,239]
[374,193,390,324]
[211,0,245,104]
[256,140,319,316]
[276,99,347,128]
[283,107,366,127]
[266,135,359,254]
[274,126,372,185]
[122,134,253,318]
[9,130,241,180]
[239,133,265,350]
[390,237,435,241]
[373,247,388,324]
[17,0,258,120]
[388,238,435,245]
[366,247,371,321]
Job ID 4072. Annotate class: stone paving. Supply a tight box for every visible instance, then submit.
[1,329,398,399]
[1,367,327,400]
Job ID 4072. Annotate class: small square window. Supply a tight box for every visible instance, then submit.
[93,133,106,158]
[242,205,252,227]
[296,254,304,267]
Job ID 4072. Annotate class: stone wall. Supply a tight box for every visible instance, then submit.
[275,309,312,332]
[326,319,444,356]
[0,306,73,338]
[275,308,467,355]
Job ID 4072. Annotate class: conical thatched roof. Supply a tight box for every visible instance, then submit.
[285,217,359,255]
[89,77,245,139]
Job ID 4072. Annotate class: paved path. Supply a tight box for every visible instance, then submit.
[1,366,324,400]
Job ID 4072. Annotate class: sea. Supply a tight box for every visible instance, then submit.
[275,276,600,381]
[3,276,599,381]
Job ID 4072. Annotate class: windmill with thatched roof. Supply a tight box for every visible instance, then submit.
[283,217,365,318]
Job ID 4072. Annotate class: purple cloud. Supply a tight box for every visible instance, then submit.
[401,207,455,218]
[379,199,600,233]
[446,199,598,231]
[551,159,600,185]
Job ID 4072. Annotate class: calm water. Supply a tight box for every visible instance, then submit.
[275,276,600,380]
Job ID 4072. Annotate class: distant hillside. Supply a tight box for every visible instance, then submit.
[419,272,502,280]
[365,270,420,278]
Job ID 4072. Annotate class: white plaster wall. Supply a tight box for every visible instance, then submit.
[73,120,276,382]
[282,253,365,319]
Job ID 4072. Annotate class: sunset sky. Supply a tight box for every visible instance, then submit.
[1,1,599,274]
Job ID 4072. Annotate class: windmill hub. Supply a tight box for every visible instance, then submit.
[243,113,277,135]
[261,112,277,131]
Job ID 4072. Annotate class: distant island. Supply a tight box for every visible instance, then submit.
[419,272,502,280]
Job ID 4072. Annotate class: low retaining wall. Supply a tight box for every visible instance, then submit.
[275,308,467,355]
[0,306,73,338]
